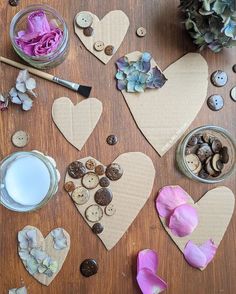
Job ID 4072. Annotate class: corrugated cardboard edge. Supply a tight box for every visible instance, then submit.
[19,226,70,286]
[74,10,130,64]
[158,186,235,270]
[52,97,103,151]
[121,52,208,157]
[65,152,155,250]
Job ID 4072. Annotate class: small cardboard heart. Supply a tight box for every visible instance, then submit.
[65,152,155,250]
[121,52,208,157]
[74,10,130,64]
[158,186,235,269]
[18,226,70,286]
[52,97,102,151]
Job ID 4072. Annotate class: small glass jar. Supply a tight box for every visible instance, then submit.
[0,151,60,212]
[10,4,69,69]
[176,125,236,183]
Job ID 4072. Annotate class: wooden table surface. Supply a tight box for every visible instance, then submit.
[0,0,236,293]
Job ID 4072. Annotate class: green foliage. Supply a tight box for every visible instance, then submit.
[180,0,236,52]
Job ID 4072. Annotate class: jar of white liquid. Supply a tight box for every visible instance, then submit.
[0,151,60,212]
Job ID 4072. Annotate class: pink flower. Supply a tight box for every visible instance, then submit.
[33,28,63,56]
[183,240,217,269]
[137,249,167,294]
[15,10,63,57]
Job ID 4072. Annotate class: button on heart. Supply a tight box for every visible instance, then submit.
[74,10,130,64]
[65,152,155,250]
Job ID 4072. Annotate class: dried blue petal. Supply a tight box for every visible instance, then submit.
[117,79,127,91]
[115,70,125,80]
[147,67,167,89]
[141,52,152,63]
[127,81,136,92]
[116,56,129,71]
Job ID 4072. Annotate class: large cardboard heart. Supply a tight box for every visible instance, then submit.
[52,97,102,151]
[65,152,155,250]
[18,226,70,286]
[74,10,130,64]
[121,52,208,157]
[158,186,235,269]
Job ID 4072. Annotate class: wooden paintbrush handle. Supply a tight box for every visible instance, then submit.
[0,56,54,81]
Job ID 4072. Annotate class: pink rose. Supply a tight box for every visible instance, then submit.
[33,28,63,56]
[15,10,63,57]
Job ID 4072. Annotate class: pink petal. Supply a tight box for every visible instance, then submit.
[26,10,51,35]
[137,249,158,273]
[168,204,198,237]
[184,240,217,269]
[199,239,217,265]
[137,269,167,294]
[156,186,189,218]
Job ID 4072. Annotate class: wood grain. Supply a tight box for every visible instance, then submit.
[0,0,236,293]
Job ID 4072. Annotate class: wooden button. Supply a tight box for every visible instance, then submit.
[72,187,90,205]
[106,163,123,181]
[230,86,236,102]
[82,172,99,189]
[91,223,104,234]
[205,158,215,176]
[232,65,236,73]
[85,205,103,222]
[211,139,222,153]
[211,154,223,172]
[76,12,93,28]
[83,27,94,37]
[99,177,110,188]
[94,188,113,206]
[136,27,146,37]
[106,134,118,145]
[105,204,116,216]
[85,159,97,170]
[188,135,198,146]
[64,181,75,193]
[211,70,228,87]
[198,169,209,179]
[12,130,29,148]
[95,165,105,176]
[197,144,213,161]
[104,45,115,56]
[68,161,86,179]
[94,41,105,51]
[219,146,229,163]
[80,259,98,277]
[185,154,201,172]
[207,95,224,111]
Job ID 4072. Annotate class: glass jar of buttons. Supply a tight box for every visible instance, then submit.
[176,125,236,183]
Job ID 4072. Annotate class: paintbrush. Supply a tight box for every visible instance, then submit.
[0,56,92,98]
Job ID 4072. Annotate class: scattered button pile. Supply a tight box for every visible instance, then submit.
[64,158,123,235]
[75,12,115,56]
[185,132,229,179]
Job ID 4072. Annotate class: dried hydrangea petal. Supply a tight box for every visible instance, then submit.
[116,56,129,71]
[147,67,167,89]
[19,249,31,261]
[48,260,58,273]
[26,229,38,248]
[25,255,39,275]
[0,93,9,111]
[38,265,47,273]
[18,229,38,249]
[137,269,167,294]
[183,240,217,269]
[30,248,47,263]
[11,96,22,105]
[9,287,27,294]
[156,185,189,218]
[9,87,18,98]
[16,82,27,93]
[51,228,68,250]
[117,79,127,91]
[168,204,198,237]
[137,249,158,273]
[16,70,30,84]
[25,78,36,90]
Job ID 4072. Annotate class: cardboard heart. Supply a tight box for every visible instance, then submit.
[65,152,155,250]
[74,10,130,64]
[158,186,235,269]
[121,52,208,157]
[52,97,102,151]
[18,226,70,286]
